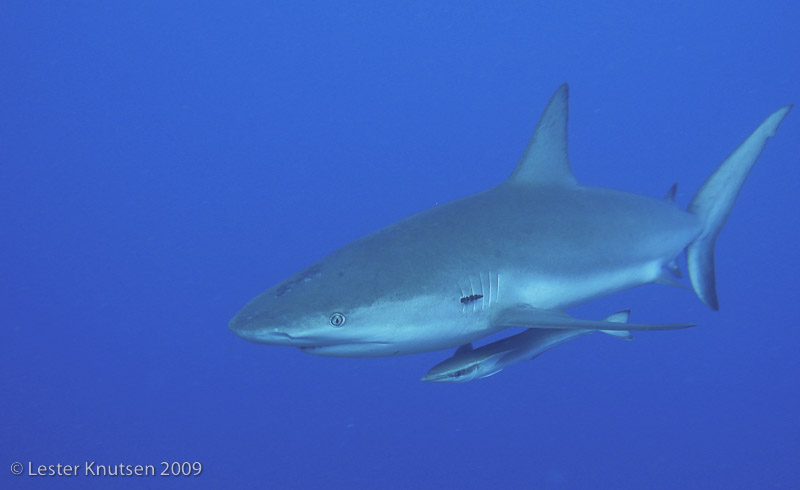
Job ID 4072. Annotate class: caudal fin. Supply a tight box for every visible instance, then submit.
[687,105,792,310]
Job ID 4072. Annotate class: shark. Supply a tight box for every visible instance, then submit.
[421,310,632,383]
[229,84,791,366]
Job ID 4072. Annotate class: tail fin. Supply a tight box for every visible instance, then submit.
[687,105,792,310]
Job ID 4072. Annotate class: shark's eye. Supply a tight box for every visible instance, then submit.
[329,312,346,327]
[452,366,476,379]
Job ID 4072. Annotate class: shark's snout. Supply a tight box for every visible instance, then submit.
[228,309,294,345]
[420,372,444,383]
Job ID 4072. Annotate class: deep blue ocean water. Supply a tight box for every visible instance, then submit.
[3,2,799,489]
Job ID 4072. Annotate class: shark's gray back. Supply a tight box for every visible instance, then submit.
[256,182,700,317]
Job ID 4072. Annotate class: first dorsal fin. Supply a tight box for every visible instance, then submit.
[508,83,576,187]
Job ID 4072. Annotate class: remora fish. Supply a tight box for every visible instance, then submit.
[229,84,791,360]
[422,310,632,383]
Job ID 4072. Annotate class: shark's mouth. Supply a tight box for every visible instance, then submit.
[297,342,395,358]
[421,364,480,383]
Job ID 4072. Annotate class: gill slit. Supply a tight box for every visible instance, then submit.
[479,274,486,311]
[487,271,492,309]
[459,271,502,314]
[496,272,501,305]
[468,277,476,313]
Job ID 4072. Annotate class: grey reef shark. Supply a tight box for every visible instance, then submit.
[229,84,791,382]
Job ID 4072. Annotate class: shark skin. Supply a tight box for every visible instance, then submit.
[421,311,632,383]
[229,84,791,359]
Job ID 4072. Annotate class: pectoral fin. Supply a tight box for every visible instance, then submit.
[493,305,694,331]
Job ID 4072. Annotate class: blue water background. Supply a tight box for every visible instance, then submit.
[3,2,799,489]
